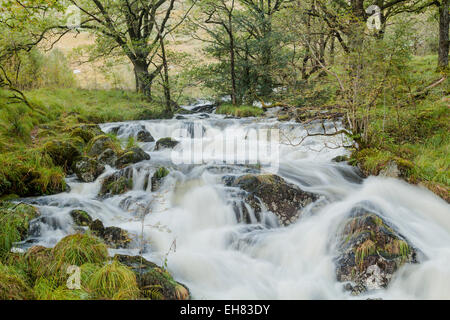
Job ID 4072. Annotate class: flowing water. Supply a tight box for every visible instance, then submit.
[17,104,450,300]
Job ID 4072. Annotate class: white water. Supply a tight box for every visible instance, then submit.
[19,108,450,300]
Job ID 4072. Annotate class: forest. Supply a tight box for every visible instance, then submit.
[0,0,448,302]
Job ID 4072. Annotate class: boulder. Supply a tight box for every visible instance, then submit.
[69,210,93,227]
[87,135,114,157]
[228,174,319,226]
[43,139,81,169]
[89,219,131,249]
[332,155,349,163]
[115,147,150,168]
[136,127,155,142]
[73,157,105,182]
[69,124,103,143]
[155,138,179,151]
[335,205,417,295]
[97,148,118,167]
[99,167,133,197]
[114,254,190,300]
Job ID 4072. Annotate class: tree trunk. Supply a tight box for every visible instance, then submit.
[159,36,172,114]
[134,60,152,99]
[228,14,238,106]
[438,0,449,70]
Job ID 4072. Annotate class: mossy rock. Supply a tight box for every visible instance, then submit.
[151,167,170,192]
[0,202,40,257]
[43,139,82,169]
[136,127,155,142]
[87,135,116,157]
[69,210,93,227]
[73,157,105,182]
[89,219,132,249]
[99,167,133,197]
[114,254,190,300]
[51,233,109,267]
[155,138,179,151]
[231,174,319,226]
[0,263,35,300]
[97,148,118,167]
[69,124,102,143]
[335,204,417,295]
[115,147,150,168]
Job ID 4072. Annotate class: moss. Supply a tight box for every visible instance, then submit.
[154,167,169,180]
[139,267,179,300]
[51,233,108,267]
[0,202,40,258]
[43,138,82,169]
[33,277,89,300]
[216,104,264,117]
[87,260,140,300]
[103,176,132,196]
[0,263,35,300]
[355,239,376,267]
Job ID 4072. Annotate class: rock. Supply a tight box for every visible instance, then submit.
[335,205,417,295]
[69,210,93,227]
[379,161,400,178]
[332,155,349,163]
[151,167,170,192]
[87,135,114,157]
[230,174,319,226]
[89,219,131,249]
[99,167,133,196]
[155,138,179,150]
[175,115,187,120]
[115,254,190,300]
[115,147,150,168]
[69,124,103,143]
[43,139,81,169]
[97,148,118,167]
[73,157,105,182]
[136,127,155,142]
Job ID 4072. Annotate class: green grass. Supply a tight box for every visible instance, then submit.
[216,103,265,117]
[350,55,449,200]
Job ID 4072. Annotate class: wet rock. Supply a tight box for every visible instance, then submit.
[69,210,93,227]
[175,115,187,120]
[43,139,81,169]
[136,127,155,142]
[89,219,131,249]
[87,135,114,157]
[335,205,417,295]
[151,167,170,192]
[97,148,118,167]
[230,174,319,226]
[99,167,133,197]
[379,161,400,178]
[73,157,105,182]
[155,138,179,150]
[115,254,190,300]
[115,147,150,168]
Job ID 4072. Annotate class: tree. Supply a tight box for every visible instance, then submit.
[437,0,449,70]
[64,0,180,101]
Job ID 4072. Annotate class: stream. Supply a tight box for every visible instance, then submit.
[16,102,450,300]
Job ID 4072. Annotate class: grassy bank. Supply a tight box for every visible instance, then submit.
[0,88,167,199]
[216,103,265,117]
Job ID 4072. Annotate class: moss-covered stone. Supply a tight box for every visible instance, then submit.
[230,174,319,226]
[115,254,190,300]
[87,135,115,157]
[151,167,170,192]
[69,210,93,227]
[99,167,133,197]
[115,147,150,168]
[155,137,179,151]
[73,157,105,182]
[89,219,132,249]
[43,139,82,169]
[335,204,417,295]
[68,124,102,143]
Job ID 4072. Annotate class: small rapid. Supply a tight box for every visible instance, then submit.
[17,104,450,300]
